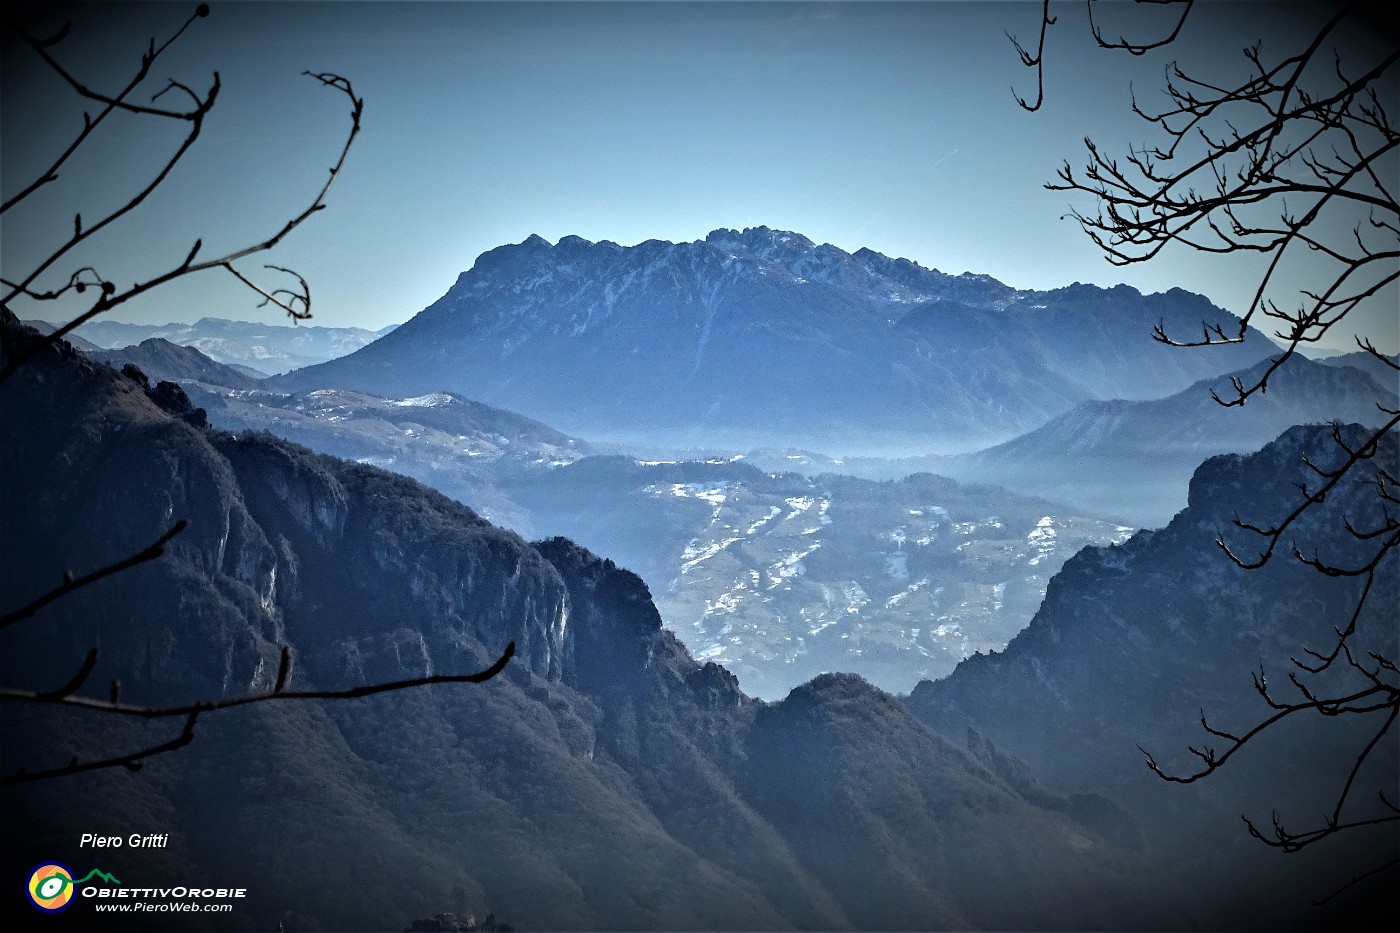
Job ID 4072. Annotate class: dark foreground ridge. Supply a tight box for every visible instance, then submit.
[909,422,1400,927]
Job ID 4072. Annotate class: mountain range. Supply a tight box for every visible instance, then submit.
[203,385,591,533]
[71,242,1395,700]
[274,228,1278,453]
[4,241,1393,929]
[83,338,1134,699]
[91,336,1134,699]
[83,321,1393,699]
[1319,348,1399,390]
[0,312,1182,931]
[932,354,1397,524]
[9,217,1394,929]
[65,316,394,376]
[77,335,594,532]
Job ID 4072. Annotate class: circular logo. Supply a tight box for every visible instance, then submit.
[26,863,76,913]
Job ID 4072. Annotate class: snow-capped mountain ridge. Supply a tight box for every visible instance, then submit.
[276,227,1278,453]
[446,227,1014,341]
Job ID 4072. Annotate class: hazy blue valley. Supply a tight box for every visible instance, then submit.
[4,222,1395,931]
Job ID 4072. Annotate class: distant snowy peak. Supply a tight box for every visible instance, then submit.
[705,225,816,256]
[697,226,991,305]
[712,229,814,263]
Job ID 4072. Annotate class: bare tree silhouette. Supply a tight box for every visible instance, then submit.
[0,641,514,785]
[1,4,359,382]
[1012,0,1397,893]
[0,4,512,784]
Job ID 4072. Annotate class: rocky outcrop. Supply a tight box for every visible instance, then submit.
[1,314,569,707]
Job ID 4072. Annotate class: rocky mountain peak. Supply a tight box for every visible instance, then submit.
[276,228,1280,453]
[704,226,819,260]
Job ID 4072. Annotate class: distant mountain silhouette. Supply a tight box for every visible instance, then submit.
[1319,348,1399,392]
[935,354,1397,525]
[274,228,1276,453]
[20,318,101,352]
[69,315,385,374]
[89,337,264,391]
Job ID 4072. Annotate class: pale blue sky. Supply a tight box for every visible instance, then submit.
[4,1,1395,352]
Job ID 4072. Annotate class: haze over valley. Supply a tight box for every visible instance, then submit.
[67,228,1398,702]
[11,213,1397,929]
[5,2,1396,928]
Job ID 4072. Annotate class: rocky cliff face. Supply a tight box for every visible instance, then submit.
[2,313,1171,931]
[1,315,569,710]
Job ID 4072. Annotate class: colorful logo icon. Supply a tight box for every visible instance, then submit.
[26,863,76,913]
[25,863,121,913]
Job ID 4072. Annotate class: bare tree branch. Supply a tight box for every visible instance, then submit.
[0,521,188,631]
[0,4,212,214]
[1,643,517,785]
[1,6,520,792]
[1030,0,1400,886]
[1011,1,1197,111]
[1086,0,1195,56]
[1009,0,1057,112]
[3,712,203,785]
[0,9,365,384]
